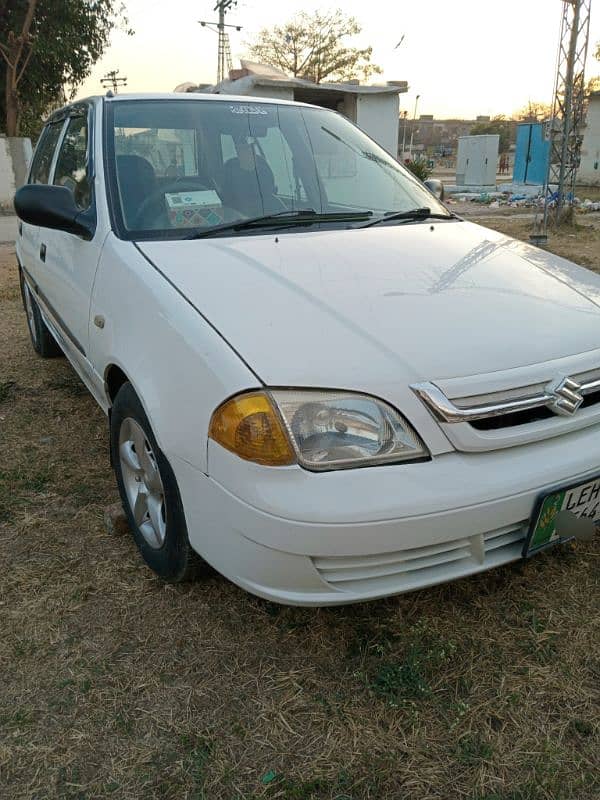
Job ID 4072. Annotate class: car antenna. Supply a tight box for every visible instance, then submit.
[105,89,114,98]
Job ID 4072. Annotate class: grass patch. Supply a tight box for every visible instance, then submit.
[456,732,493,764]
[0,378,15,403]
[354,621,458,706]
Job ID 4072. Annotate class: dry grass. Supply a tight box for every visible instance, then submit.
[470,213,600,273]
[0,228,599,800]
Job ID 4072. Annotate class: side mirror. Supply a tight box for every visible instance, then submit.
[14,184,95,240]
[424,178,445,201]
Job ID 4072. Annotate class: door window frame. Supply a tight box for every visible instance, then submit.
[45,101,98,239]
[28,118,68,185]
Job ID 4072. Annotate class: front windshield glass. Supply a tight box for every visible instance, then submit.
[107,99,448,239]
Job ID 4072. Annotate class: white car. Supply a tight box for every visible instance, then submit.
[14,93,600,606]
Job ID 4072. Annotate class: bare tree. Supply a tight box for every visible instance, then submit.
[513,101,552,123]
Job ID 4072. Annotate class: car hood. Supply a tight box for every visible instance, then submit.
[138,220,600,388]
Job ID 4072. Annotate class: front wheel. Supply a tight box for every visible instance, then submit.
[110,382,201,582]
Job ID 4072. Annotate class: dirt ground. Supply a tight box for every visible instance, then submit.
[465,211,600,272]
[1,217,599,800]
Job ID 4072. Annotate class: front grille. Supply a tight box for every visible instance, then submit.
[312,523,527,594]
[413,363,600,452]
[470,387,600,431]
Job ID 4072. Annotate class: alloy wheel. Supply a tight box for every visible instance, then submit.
[118,417,167,549]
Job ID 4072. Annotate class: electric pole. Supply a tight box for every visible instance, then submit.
[101,69,128,94]
[408,95,420,158]
[199,1,242,84]
[401,110,408,157]
[534,0,591,241]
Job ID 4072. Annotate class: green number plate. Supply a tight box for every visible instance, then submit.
[524,475,600,557]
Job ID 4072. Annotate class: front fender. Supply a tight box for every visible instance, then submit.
[89,233,260,473]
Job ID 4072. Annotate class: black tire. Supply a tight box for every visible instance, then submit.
[19,271,63,358]
[110,381,201,582]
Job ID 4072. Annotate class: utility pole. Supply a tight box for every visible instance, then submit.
[408,94,420,158]
[401,110,408,156]
[199,1,242,84]
[533,0,591,242]
[101,69,127,94]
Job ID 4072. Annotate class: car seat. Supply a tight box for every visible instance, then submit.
[219,155,281,217]
[116,155,157,228]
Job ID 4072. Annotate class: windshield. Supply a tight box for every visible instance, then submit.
[106,98,448,240]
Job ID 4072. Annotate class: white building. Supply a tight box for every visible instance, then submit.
[579,91,600,186]
[177,62,408,158]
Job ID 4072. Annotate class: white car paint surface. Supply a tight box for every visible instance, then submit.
[137,223,600,386]
[13,93,600,606]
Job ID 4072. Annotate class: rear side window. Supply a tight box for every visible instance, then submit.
[29,122,63,184]
[53,115,91,210]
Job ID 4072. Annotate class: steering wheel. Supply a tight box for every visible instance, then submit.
[133,176,218,229]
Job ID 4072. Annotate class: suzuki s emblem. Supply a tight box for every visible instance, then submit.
[547,376,584,416]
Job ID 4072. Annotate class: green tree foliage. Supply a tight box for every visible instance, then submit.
[247,9,382,84]
[470,115,512,153]
[0,0,131,137]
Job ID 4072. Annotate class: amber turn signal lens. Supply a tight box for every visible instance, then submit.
[209,392,296,466]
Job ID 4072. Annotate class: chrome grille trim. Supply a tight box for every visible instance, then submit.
[412,377,600,424]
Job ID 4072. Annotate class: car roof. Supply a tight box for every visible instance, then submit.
[48,92,320,120]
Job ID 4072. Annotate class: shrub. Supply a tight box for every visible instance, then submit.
[405,159,432,181]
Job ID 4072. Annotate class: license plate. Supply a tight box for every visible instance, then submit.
[524,475,600,557]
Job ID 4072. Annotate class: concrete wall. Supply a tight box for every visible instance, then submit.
[0,135,32,208]
[579,95,600,186]
[0,138,16,207]
[215,81,294,102]
[355,93,400,157]
[247,85,294,102]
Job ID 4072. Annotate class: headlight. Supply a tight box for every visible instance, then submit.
[209,390,428,470]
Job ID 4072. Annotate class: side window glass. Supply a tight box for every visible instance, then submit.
[53,115,91,210]
[29,122,63,185]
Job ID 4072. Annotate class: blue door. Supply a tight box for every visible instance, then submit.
[527,124,550,184]
[513,123,549,185]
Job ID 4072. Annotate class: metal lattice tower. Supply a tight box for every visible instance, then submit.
[544,0,592,226]
[200,1,241,84]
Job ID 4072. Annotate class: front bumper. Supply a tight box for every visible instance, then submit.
[169,423,600,606]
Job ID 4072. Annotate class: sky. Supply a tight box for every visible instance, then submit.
[76,0,600,120]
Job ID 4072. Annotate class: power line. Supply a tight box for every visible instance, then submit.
[199,1,242,84]
[101,69,128,94]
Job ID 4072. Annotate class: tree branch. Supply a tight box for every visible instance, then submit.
[0,40,12,65]
[7,0,38,77]
[16,44,34,86]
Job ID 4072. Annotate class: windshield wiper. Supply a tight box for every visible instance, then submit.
[185,209,372,239]
[361,207,457,229]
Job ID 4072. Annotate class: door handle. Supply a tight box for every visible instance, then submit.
[39,243,46,262]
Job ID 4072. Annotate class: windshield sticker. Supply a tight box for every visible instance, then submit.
[230,105,269,115]
[165,190,221,207]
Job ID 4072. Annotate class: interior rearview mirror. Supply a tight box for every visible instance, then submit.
[14,184,95,240]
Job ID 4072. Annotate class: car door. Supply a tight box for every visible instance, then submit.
[38,104,104,367]
[17,119,66,281]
